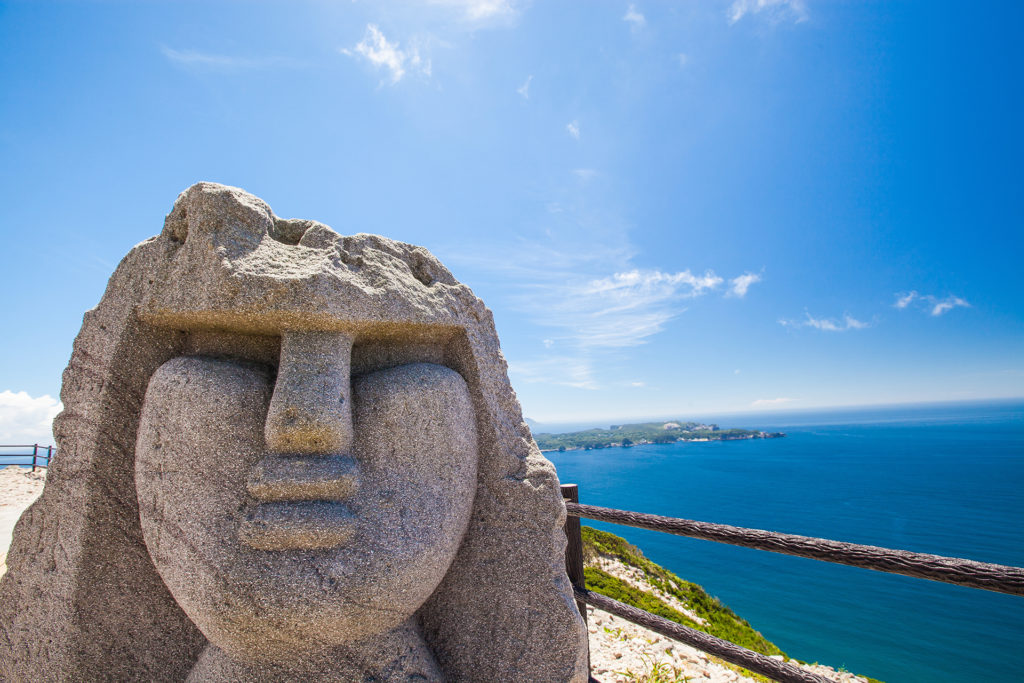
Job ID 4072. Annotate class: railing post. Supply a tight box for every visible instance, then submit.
[32,444,38,472]
[561,483,594,681]
[561,484,587,624]
[47,445,53,467]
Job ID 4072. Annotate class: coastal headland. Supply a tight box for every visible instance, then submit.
[535,421,785,452]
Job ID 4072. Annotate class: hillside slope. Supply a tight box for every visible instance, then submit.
[582,526,881,683]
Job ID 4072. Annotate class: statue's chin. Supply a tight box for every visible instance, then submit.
[187,619,444,682]
[175,549,442,659]
[192,598,413,660]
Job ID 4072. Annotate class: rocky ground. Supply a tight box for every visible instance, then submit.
[586,557,870,683]
[0,466,46,577]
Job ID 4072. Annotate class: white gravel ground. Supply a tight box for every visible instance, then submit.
[586,558,870,683]
[0,466,46,577]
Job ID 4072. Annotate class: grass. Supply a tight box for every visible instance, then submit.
[616,653,693,682]
[580,525,887,682]
[581,526,783,656]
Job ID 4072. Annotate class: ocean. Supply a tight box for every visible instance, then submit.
[546,400,1024,683]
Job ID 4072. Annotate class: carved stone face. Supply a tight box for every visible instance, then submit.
[135,332,478,662]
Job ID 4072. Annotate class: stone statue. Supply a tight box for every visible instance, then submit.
[0,183,588,681]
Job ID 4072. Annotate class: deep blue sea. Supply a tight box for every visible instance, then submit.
[547,400,1024,683]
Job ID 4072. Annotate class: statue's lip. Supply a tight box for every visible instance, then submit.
[246,454,358,502]
[238,501,355,551]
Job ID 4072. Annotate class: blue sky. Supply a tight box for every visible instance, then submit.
[1,0,1021,441]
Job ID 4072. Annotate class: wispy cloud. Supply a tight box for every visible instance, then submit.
[572,168,598,181]
[342,25,430,84]
[509,267,741,387]
[894,291,970,317]
[528,269,725,351]
[894,291,918,309]
[449,232,756,388]
[586,269,723,300]
[444,192,757,390]
[508,356,598,390]
[728,0,808,24]
[780,311,870,332]
[728,272,762,298]
[677,53,690,68]
[623,4,646,31]
[932,297,970,316]
[566,120,581,140]
[0,390,61,445]
[426,0,521,25]
[160,46,296,70]
[517,74,533,99]
[751,397,797,408]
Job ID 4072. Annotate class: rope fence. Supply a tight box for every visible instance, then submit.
[561,484,1024,683]
[575,586,830,683]
[566,500,1024,597]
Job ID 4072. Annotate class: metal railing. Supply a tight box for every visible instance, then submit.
[561,483,1024,683]
[0,445,55,472]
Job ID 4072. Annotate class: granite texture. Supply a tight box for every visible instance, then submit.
[0,182,588,682]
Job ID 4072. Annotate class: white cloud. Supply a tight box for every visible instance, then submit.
[630,381,646,387]
[449,230,760,388]
[342,25,430,84]
[572,168,597,181]
[780,312,869,332]
[931,296,970,316]
[623,4,646,31]
[508,356,598,390]
[426,0,520,24]
[895,290,919,309]
[751,397,797,408]
[734,369,741,375]
[894,291,970,317]
[728,272,762,297]
[533,269,723,350]
[583,269,722,299]
[566,120,581,140]
[0,391,61,446]
[677,53,689,68]
[443,205,757,391]
[517,74,533,99]
[160,46,294,69]
[728,0,808,24]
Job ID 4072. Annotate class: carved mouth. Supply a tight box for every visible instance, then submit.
[239,501,355,551]
[246,454,358,502]
[240,454,359,551]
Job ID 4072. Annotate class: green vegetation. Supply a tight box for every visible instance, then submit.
[581,526,885,683]
[582,526,782,656]
[534,421,784,451]
[615,653,694,683]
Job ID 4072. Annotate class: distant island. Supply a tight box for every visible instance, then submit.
[533,421,785,452]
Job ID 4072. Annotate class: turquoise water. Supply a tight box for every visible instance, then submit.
[547,400,1024,683]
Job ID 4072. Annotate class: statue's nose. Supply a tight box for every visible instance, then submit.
[264,330,354,454]
[242,330,358,551]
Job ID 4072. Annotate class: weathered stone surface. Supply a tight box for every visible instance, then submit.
[0,182,588,682]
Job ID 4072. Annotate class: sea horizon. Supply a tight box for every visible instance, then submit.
[529,396,1024,435]
[548,398,1024,682]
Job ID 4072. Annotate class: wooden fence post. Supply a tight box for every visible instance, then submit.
[561,483,587,624]
[31,444,38,472]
